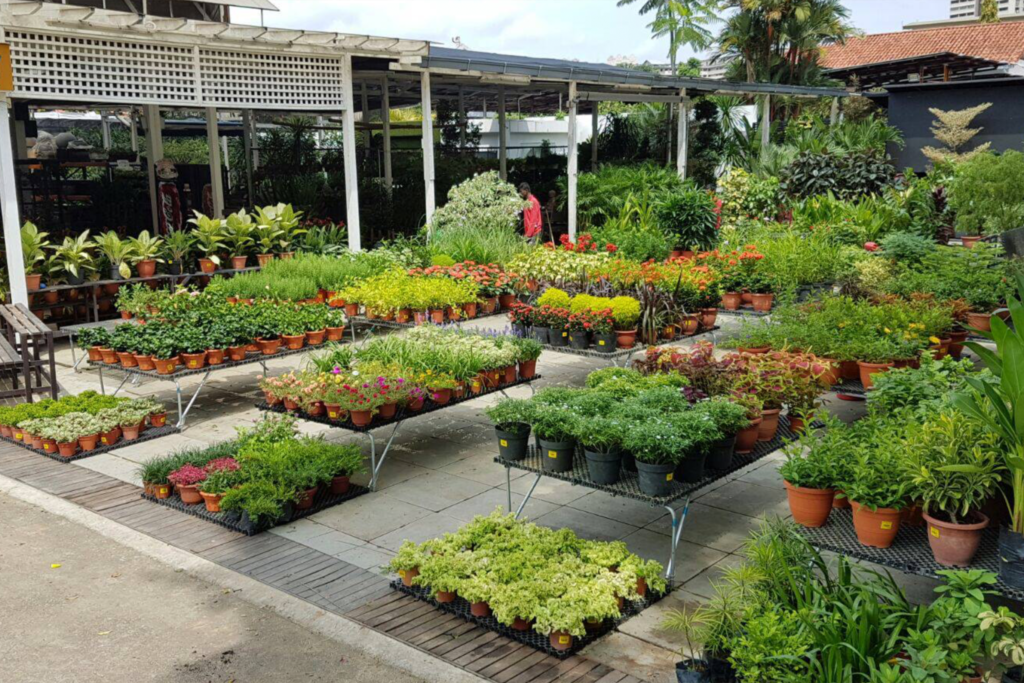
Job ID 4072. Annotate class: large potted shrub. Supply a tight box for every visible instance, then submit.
[485,399,534,462]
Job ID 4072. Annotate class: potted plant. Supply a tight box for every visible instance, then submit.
[624,418,689,497]
[856,339,899,390]
[574,416,625,485]
[162,230,194,276]
[780,433,837,528]
[127,230,164,279]
[388,541,426,588]
[223,209,254,270]
[904,411,1001,567]
[610,296,641,349]
[50,230,95,286]
[844,450,907,549]
[533,410,579,474]
[199,469,240,512]
[485,399,534,462]
[93,230,134,280]
[702,398,749,471]
[21,221,50,292]
[512,337,542,379]
[319,443,364,495]
[169,464,207,505]
[188,211,226,274]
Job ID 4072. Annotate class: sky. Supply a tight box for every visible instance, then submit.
[233,0,951,65]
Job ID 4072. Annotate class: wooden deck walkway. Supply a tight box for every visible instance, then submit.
[0,441,646,683]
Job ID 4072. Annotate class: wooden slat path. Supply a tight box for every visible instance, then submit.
[0,441,644,683]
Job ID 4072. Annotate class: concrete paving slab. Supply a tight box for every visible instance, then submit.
[645,502,764,554]
[533,505,638,542]
[108,433,212,464]
[268,518,337,543]
[439,453,527,488]
[338,544,396,575]
[72,453,142,486]
[567,491,668,528]
[313,493,434,542]
[619,529,727,584]
[371,512,466,551]
[381,470,492,513]
[442,488,560,523]
[693,480,790,519]
[582,631,680,683]
[505,474,591,506]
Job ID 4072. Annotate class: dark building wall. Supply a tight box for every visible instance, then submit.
[887,79,1024,172]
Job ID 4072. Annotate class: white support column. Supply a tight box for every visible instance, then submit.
[100,112,111,151]
[421,70,437,226]
[381,75,393,191]
[567,82,578,241]
[206,107,225,217]
[498,87,507,181]
[830,97,840,126]
[129,108,139,156]
[222,135,231,191]
[0,100,27,306]
[761,95,771,151]
[143,105,164,233]
[361,83,371,152]
[341,55,362,252]
[591,105,599,171]
[677,91,689,180]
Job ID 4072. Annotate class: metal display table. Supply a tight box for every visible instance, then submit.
[534,326,721,368]
[62,318,135,372]
[258,375,541,492]
[497,416,802,585]
[832,377,867,400]
[346,312,508,342]
[86,344,320,429]
[1,425,180,462]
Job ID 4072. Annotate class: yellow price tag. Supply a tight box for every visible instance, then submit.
[43,443,51,451]
[548,450,558,459]
[559,635,571,645]
[14,432,22,440]
[930,527,940,538]
[880,521,893,530]
[398,570,406,578]
[329,411,338,419]
[666,473,674,482]
[156,486,169,497]
[101,437,108,444]
[562,332,568,338]
[500,439,508,448]
[598,340,606,346]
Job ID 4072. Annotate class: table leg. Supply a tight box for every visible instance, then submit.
[506,466,513,515]
[175,370,212,430]
[663,496,691,586]
[367,420,404,491]
[111,373,131,397]
[69,332,79,371]
[514,473,542,520]
[98,365,106,395]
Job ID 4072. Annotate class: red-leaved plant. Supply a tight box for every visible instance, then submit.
[169,464,207,487]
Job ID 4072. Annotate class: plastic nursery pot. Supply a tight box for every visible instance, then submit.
[429,309,445,324]
[343,302,360,318]
[134,354,156,371]
[675,660,713,683]
[584,448,622,485]
[78,433,101,452]
[0,425,11,438]
[757,409,782,442]
[379,403,398,420]
[961,235,983,249]
[122,424,142,441]
[100,348,119,364]
[481,297,498,315]
[857,361,893,390]
[282,334,305,351]
[569,331,590,350]
[592,332,616,353]
[784,481,835,528]
[36,436,51,451]
[735,418,762,455]
[966,311,992,333]
[100,427,122,447]
[463,302,478,319]
[549,329,569,348]
[833,490,851,509]
[788,414,813,434]
[750,293,774,312]
[721,292,742,311]
[530,327,550,345]
[435,591,457,604]
[150,413,168,428]
[706,436,737,470]
[226,345,248,362]
[549,631,573,652]
[57,442,78,458]
[850,501,901,548]
[680,314,700,336]
[923,511,990,567]
[181,352,207,370]
[326,326,346,342]
[511,617,533,632]
[206,349,226,365]
[495,424,531,462]
[539,438,576,474]
[838,360,860,381]
[200,491,225,513]
[700,308,719,330]
[257,338,281,355]
[469,601,491,618]
[398,567,419,587]
[948,331,969,359]
[498,293,516,310]
[675,450,708,484]
[197,258,217,274]
[819,359,840,386]
[615,329,638,349]
[295,487,318,511]
[503,365,517,385]
[177,484,203,506]
[87,346,104,362]
[350,410,373,427]
[636,460,677,497]
[331,475,350,496]
[431,388,453,405]
[116,351,138,368]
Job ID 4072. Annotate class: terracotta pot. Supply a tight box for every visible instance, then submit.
[35,435,50,451]
[198,258,217,274]
[463,302,478,319]
[87,346,104,362]
[498,293,516,310]
[0,424,10,438]
[324,404,344,421]
[122,423,142,441]
[25,273,42,292]
[331,475,350,496]
[227,346,247,362]
[788,414,812,434]
[412,310,429,326]
[76,433,101,452]
[700,308,718,329]
[961,236,982,249]
[380,310,395,322]
[857,361,893,390]
[136,259,158,278]
[948,330,969,359]
[379,403,398,420]
[757,408,782,442]
[399,567,419,588]
[833,490,850,509]
[721,292,742,311]
[966,312,992,333]
[283,397,299,411]
[177,484,203,505]
[851,501,901,548]
[257,338,281,355]
[295,487,318,511]
[154,357,178,375]
[100,427,122,447]
[735,417,762,454]
[429,308,446,324]
[518,359,537,380]
[432,388,453,405]
[615,329,638,349]
[503,365,517,385]
[231,255,248,270]
[750,293,774,312]
[679,314,700,336]
[256,253,274,268]
[100,347,119,364]
[923,511,989,567]
[469,601,491,618]
[350,410,373,427]
[901,501,925,528]
[43,289,59,305]
[326,326,346,342]
[394,309,412,324]
[436,591,457,604]
[152,483,172,499]
[482,297,498,315]
[200,491,225,513]
[819,359,839,386]
[738,346,770,355]
[133,354,155,371]
[282,334,305,351]
[549,631,573,652]
[150,413,168,428]
[57,442,78,458]
[784,481,835,527]
[839,360,860,381]
[181,352,207,370]
[116,351,138,368]
[636,577,648,598]
[344,302,360,318]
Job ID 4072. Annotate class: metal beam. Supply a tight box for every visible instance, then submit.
[421,70,437,226]
[381,75,392,191]
[0,100,27,307]
[206,106,225,217]
[677,92,688,180]
[567,81,578,241]
[761,95,771,151]
[341,54,362,252]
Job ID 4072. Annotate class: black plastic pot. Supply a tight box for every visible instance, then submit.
[569,331,590,350]
[539,438,576,473]
[168,261,183,276]
[706,436,737,471]
[676,449,709,484]
[109,266,123,281]
[594,332,617,354]
[531,326,550,345]
[67,273,84,286]
[549,329,569,348]
[621,451,637,473]
[1003,666,1024,683]
[675,661,712,683]
[1000,527,1024,589]
[584,448,622,485]
[704,655,735,682]
[512,323,528,337]
[636,460,677,496]
[495,424,531,462]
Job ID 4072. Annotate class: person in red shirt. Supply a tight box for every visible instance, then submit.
[519,183,543,245]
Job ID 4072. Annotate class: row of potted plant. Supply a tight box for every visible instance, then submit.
[0,393,167,457]
[388,510,666,652]
[510,290,644,351]
[261,328,543,427]
[140,416,364,529]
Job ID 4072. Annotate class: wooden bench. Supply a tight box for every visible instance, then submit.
[0,304,59,403]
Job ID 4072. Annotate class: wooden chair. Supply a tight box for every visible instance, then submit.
[0,304,59,403]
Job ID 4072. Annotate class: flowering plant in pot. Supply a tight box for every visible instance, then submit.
[536,305,571,347]
[169,464,208,505]
[572,415,627,485]
[485,399,535,462]
[902,411,1002,567]
[623,417,690,497]
[843,448,908,549]
[331,380,388,426]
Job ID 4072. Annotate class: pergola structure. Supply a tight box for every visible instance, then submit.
[0,1,847,308]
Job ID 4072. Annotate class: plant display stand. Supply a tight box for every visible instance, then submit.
[831,377,867,400]
[87,344,323,429]
[62,318,132,372]
[537,327,720,368]
[142,483,370,535]
[0,425,181,463]
[391,580,665,659]
[497,416,801,585]
[718,308,769,318]
[347,312,507,342]
[258,375,541,492]
[799,509,1024,601]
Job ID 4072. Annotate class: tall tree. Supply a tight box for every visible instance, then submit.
[980,0,1000,23]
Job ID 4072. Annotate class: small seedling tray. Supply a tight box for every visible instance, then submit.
[141,483,370,535]
[391,581,666,658]
[0,425,181,463]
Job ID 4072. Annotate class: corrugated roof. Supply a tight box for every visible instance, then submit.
[822,22,1024,69]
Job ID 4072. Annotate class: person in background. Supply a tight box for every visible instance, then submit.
[520,182,543,245]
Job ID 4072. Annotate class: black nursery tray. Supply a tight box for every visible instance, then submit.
[800,509,1024,601]
[257,375,541,434]
[141,483,370,536]
[349,311,507,330]
[537,327,721,361]
[831,377,867,399]
[87,344,319,381]
[391,581,667,658]
[497,416,802,507]
[718,308,769,318]
[0,425,181,463]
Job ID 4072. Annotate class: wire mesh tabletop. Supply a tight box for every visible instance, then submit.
[535,327,721,366]
[832,377,867,399]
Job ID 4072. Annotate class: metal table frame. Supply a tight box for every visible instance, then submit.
[533,327,721,368]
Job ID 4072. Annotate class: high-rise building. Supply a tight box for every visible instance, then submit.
[950,0,1024,19]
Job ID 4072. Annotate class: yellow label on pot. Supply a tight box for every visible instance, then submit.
[156,486,169,496]
[548,450,558,459]
[329,412,338,419]
[13,432,22,440]
[189,361,198,368]
[44,444,51,451]
[473,382,482,391]
[559,635,570,645]
[398,570,406,577]
[562,332,568,338]
[666,473,674,482]
[598,340,606,346]
[500,439,508,447]
[931,527,940,538]
[880,521,893,530]
[101,437,108,444]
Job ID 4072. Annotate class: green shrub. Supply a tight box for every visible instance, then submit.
[948,150,1024,236]
[654,187,719,251]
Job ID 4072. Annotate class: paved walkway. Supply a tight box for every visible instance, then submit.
[13,315,942,683]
